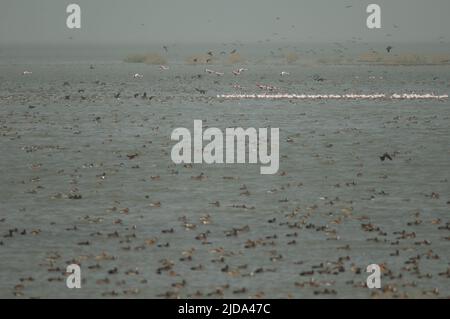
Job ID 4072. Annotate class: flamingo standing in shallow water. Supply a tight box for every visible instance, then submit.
[205,68,224,76]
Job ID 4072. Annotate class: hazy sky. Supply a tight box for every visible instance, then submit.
[0,0,448,45]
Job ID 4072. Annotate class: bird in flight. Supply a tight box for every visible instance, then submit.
[232,68,248,76]
[380,153,393,161]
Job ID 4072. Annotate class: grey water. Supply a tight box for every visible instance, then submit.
[0,44,449,298]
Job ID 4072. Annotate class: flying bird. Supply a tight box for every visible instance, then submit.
[127,153,138,160]
[380,153,393,161]
[232,68,247,76]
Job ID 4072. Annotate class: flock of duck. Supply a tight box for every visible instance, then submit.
[0,53,449,299]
